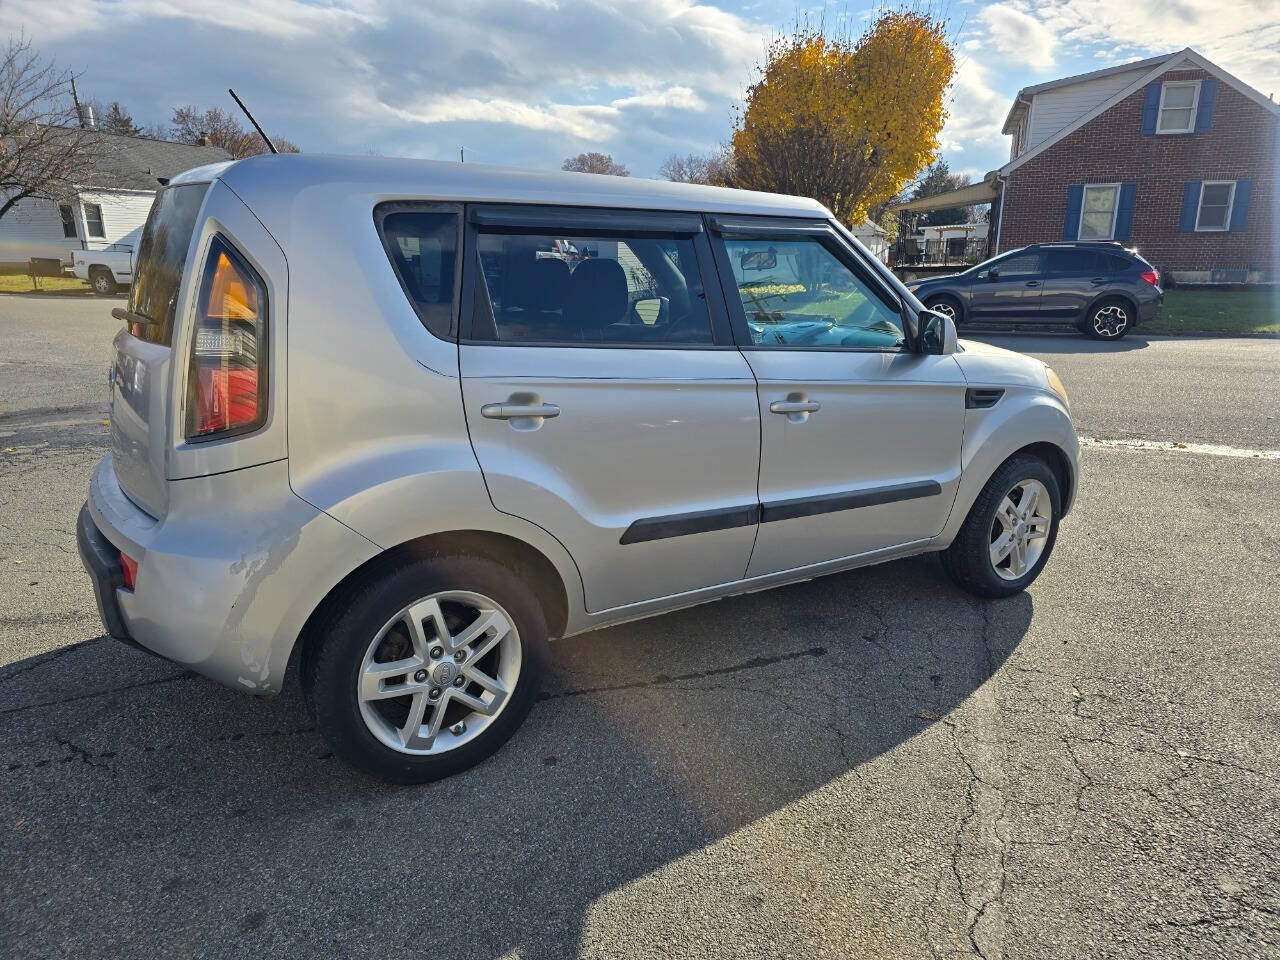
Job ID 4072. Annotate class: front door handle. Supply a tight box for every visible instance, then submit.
[1024,280,1041,287]
[769,400,821,414]
[481,402,560,420]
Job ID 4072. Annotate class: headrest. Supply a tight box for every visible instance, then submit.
[566,258,628,331]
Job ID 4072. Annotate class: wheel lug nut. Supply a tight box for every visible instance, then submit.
[413,669,428,683]
[428,687,441,700]
[450,721,466,736]
[452,675,465,687]
[453,650,466,663]
[429,646,444,660]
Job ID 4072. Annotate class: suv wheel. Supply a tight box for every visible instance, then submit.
[942,454,1061,599]
[307,555,547,783]
[89,268,117,296]
[1083,297,1131,340]
[924,294,963,325]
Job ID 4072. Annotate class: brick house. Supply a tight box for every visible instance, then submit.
[892,49,1279,284]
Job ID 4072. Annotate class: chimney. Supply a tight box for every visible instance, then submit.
[78,103,96,130]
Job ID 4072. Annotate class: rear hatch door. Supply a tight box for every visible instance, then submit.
[108,182,210,517]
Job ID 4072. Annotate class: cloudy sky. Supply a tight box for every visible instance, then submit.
[6,0,1279,181]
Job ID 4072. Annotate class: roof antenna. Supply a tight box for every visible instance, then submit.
[228,88,278,155]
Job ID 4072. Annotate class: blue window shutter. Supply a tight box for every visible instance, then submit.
[1194,78,1218,132]
[1180,181,1201,231]
[1114,183,1136,241]
[1064,185,1083,240]
[1140,82,1162,134]
[1229,180,1253,232]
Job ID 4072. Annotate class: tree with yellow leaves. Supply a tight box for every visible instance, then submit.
[729,11,954,225]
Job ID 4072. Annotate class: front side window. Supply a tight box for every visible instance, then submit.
[1195,181,1234,231]
[1079,185,1119,241]
[83,202,105,238]
[987,251,1042,278]
[58,204,77,238]
[377,209,459,338]
[471,231,712,345]
[1157,81,1199,133]
[722,235,905,350]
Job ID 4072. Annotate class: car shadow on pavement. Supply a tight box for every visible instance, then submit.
[967,330,1152,353]
[1,555,1032,959]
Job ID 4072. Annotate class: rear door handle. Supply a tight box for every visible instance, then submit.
[769,399,821,414]
[1090,276,1106,285]
[481,402,560,420]
[1024,280,1041,287]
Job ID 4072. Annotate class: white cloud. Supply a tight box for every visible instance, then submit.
[977,3,1058,70]
[940,58,1011,158]
[0,0,766,174]
[1034,0,1280,98]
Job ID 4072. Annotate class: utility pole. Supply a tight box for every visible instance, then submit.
[460,146,465,163]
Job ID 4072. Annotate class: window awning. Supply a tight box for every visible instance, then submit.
[886,178,1001,215]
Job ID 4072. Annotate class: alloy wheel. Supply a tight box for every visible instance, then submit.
[930,300,958,321]
[989,478,1052,580]
[357,590,522,755]
[1091,304,1128,338]
[93,273,113,294]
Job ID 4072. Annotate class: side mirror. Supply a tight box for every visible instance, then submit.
[918,308,958,355]
[986,267,1000,281]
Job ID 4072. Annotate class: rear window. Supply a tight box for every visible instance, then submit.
[128,183,210,345]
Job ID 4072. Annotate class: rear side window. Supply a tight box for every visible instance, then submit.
[1043,249,1093,275]
[470,231,713,345]
[128,183,210,345]
[376,207,460,338]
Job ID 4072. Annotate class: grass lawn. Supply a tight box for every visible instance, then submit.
[1144,288,1278,336]
[0,274,90,294]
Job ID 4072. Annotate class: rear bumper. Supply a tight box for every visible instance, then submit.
[76,504,130,642]
[79,454,379,694]
[1138,292,1162,324]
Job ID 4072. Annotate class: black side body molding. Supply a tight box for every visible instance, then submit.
[619,504,760,545]
[620,480,943,544]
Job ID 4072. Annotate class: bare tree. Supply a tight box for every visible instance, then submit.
[658,150,733,186]
[0,36,111,222]
[170,105,300,158]
[561,152,629,176]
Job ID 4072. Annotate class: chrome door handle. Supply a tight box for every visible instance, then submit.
[481,402,560,420]
[769,400,821,414]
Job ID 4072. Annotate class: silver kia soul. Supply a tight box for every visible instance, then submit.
[77,155,1078,783]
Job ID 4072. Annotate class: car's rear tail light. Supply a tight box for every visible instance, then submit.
[186,236,267,440]
[1140,269,1159,287]
[120,551,138,590]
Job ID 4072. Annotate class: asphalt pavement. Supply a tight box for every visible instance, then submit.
[1,295,1277,959]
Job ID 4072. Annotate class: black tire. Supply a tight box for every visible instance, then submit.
[942,454,1062,599]
[1082,296,1132,341]
[924,294,964,326]
[306,554,548,784]
[89,268,117,295]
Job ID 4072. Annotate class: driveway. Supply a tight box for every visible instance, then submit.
[2,297,1277,959]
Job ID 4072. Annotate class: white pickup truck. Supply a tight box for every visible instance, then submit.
[71,226,141,295]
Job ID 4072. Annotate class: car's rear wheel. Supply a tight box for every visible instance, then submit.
[306,555,547,783]
[1083,297,1131,340]
[924,294,963,325]
[942,454,1061,599]
[89,268,117,296]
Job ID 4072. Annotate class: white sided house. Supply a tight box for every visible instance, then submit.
[0,132,230,271]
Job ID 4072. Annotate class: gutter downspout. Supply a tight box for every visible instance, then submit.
[992,173,1007,255]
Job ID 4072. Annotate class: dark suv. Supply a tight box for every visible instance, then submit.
[907,242,1162,341]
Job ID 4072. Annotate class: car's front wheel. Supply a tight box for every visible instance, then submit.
[942,454,1061,598]
[89,268,117,295]
[924,294,963,326]
[306,555,547,783]
[1082,297,1132,340]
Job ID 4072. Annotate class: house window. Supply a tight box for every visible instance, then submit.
[58,204,78,238]
[83,203,105,238]
[1195,181,1235,231]
[1157,81,1200,133]
[1079,184,1120,241]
